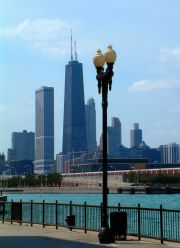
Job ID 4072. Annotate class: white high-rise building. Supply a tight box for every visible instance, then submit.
[85,98,97,155]
[160,143,180,163]
[34,86,54,174]
[130,123,142,148]
[56,153,70,173]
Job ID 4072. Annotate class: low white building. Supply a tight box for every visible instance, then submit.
[160,143,180,163]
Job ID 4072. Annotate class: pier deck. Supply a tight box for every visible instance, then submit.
[0,223,179,248]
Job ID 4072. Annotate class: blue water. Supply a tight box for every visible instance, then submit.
[6,193,180,210]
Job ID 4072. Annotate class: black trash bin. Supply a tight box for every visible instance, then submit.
[12,202,22,221]
[110,211,127,240]
[65,215,75,227]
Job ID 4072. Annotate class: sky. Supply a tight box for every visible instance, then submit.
[1,0,180,156]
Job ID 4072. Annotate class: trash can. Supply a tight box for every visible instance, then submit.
[12,202,22,221]
[65,215,75,227]
[110,211,127,240]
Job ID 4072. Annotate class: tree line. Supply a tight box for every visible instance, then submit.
[7,173,62,187]
[128,172,180,185]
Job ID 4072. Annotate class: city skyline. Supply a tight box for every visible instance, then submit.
[1,0,180,155]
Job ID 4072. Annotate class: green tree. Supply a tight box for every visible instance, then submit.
[139,174,180,185]
[36,174,47,186]
[46,173,62,186]
[128,172,136,183]
[8,176,22,187]
[23,174,36,186]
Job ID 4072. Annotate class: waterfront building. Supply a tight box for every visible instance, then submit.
[111,142,161,163]
[7,148,16,163]
[12,130,35,161]
[0,153,5,175]
[107,117,121,155]
[34,86,54,174]
[85,98,97,155]
[140,141,161,163]
[9,160,34,175]
[69,158,148,173]
[130,123,142,148]
[56,153,70,173]
[62,40,87,156]
[159,143,180,163]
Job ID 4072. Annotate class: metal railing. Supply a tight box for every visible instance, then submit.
[0,200,179,243]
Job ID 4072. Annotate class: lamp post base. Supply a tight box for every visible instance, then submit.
[98,226,115,244]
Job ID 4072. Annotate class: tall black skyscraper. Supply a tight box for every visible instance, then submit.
[62,38,87,155]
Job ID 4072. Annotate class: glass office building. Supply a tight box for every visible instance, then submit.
[34,86,54,174]
[62,59,87,156]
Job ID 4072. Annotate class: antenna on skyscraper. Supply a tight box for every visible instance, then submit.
[71,29,73,61]
[74,41,78,61]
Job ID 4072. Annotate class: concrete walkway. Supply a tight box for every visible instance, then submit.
[0,223,179,248]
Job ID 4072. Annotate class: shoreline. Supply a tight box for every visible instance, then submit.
[2,187,106,194]
[2,185,180,194]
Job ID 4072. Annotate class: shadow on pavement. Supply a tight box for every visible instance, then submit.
[0,236,107,248]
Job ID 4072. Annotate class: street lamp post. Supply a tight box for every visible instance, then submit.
[93,45,116,244]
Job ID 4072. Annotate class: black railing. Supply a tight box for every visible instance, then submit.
[0,200,179,243]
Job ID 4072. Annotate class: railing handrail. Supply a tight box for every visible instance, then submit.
[1,200,180,212]
[1,200,179,243]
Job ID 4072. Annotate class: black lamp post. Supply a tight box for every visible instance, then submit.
[93,45,116,244]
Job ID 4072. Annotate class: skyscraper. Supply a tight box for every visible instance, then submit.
[34,86,54,174]
[0,153,5,175]
[7,148,16,163]
[107,117,121,155]
[62,40,87,156]
[12,130,35,161]
[159,143,180,163]
[85,98,97,155]
[130,123,142,148]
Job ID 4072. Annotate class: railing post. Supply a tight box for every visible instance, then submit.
[84,201,87,233]
[118,203,121,211]
[20,199,22,226]
[138,203,141,241]
[31,200,33,226]
[11,199,13,224]
[2,201,5,224]
[42,200,45,228]
[69,201,72,231]
[56,200,58,230]
[100,202,102,222]
[160,204,163,244]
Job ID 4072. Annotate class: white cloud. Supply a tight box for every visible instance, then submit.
[128,79,180,92]
[160,46,180,65]
[0,19,71,58]
[0,18,99,59]
[0,19,70,40]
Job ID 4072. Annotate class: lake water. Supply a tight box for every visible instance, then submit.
[6,193,180,210]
